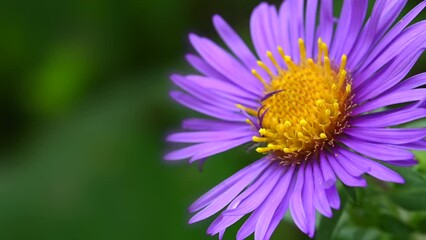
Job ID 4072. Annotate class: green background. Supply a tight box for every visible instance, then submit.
[0,0,425,239]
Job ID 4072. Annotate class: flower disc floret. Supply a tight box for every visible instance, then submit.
[244,39,353,165]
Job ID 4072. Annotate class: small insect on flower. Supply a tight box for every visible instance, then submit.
[166,0,426,239]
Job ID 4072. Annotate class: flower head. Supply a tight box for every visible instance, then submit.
[166,0,426,239]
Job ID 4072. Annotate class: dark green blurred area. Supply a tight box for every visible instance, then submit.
[0,0,425,239]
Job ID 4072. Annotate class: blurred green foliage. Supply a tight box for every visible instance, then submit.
[0,0,425,239]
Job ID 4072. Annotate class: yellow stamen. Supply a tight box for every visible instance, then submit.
[284,56,297,71]
[257,61,275,78]
[339,55,347,75]
[317,38,323,63]
[252,69,270,89]
[252,136,268,142]
[246,119,255,127]
[298,39,307,62]
[236,104,257,116]
[321,42,329,58]
[337,70,347,90]
[245,38,352,164]
[324,57,331,75]
[267,51,281,71]
[277,46,286,62]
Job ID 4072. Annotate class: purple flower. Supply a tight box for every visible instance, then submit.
[166,1,426,239]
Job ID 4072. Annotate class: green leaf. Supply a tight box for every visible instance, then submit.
[391,167,426,186]
[27,40,96,116]
[414,151,426,173]
[390,188,426,211]
[409,213,426,234]
[400,118,426,129]
[377,213,413,239]
[334,226,387,240]
[390,167,426,211]
[344,185,358,205]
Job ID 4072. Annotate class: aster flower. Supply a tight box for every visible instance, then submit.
[166,0,426,239]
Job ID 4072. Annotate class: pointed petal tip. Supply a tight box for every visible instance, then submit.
[212,14,223,24]
[395,177,405,184]
[169,90,180,98]
[169,73,182,81]
[188,202,201,213]
[188,215,199,225]
[387,174,405,184]
[184,53,195,60]
[188,33,200,43]
[163,152,179,161]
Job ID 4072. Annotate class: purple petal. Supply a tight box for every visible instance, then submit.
[278,0,293,56]
[236,211,259,240]
[223,164,283,216]
[213,15,259,71]
[325,185,340,210]
[165,143,207,161]
[264,177,295,240]
[334,148,370,177]
[171,74,249,111]
[182,118,248,131]
[313,159,333,217]
[351,89,426,116]
[269,4,282,58]
[303,162,317,237]
[208,215,237,238]
[376,0,407,35]
[167,130,253,143]
[170,91,246,122]
[355,20,426,91]
[185,54,225,80]
[289,163,308,235]
[183,76,259,109]
[189,159,271,223]
[344,128,426,145]
[189,159,269,212]
[386,159,418,167]
[287,0,305,62]
[236,165,295,240]
[184,75,259,101]
[399,140,426,151]
[190,136,253,162]
[415,97,426,108]
[339,137,415,161]
[319,151,337,187]
[331,0,367,60]
[317,0,334,46]
[348,0,387,70]
[304,0,318,58]
[354,23,426,102]
[250,3,281,72]
[337,147,404,183]
[350,108,426,128]
[327,152,367,187]
[189,34,263,96]
[165,136,252,162]
[356,2,426,74]
[208,164,279,235]
[254,166,296,240]
[388,72,426,93]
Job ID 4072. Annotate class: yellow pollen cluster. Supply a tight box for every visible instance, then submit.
[240,39,353,165]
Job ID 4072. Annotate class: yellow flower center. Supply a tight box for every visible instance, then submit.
[239,39,353,165]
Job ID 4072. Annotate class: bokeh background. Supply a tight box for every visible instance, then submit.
[1,0,425,239]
